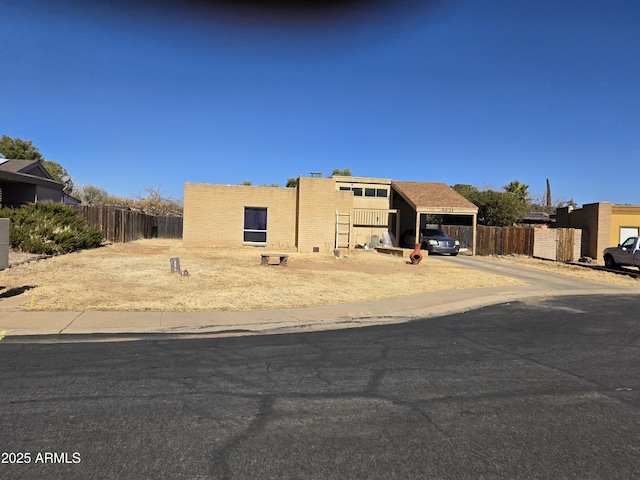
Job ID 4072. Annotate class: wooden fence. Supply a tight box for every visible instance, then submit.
[439,225,536,257]
[74,205,183,243]
[476,225,535,256]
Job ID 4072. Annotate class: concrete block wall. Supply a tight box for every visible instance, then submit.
[533,228,557,260]
[183,183,297,249]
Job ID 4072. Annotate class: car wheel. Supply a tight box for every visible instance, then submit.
[450,252,458,256]
[604,254,618,269]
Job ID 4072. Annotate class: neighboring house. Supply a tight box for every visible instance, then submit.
[556,202,640,262]
[521,212,554,225]
[0,159,69,208]
[183,175,478,254]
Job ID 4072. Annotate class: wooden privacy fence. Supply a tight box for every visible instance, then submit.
[74,205,183,243]
[476,225,535,256]
[440,225,535,257]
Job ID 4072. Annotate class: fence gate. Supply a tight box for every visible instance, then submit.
[556,228,575,262]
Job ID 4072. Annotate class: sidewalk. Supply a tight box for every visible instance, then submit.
[1,285,638,340]
[1,257,638,339]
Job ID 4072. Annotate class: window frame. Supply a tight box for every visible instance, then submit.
[243,206,268,244]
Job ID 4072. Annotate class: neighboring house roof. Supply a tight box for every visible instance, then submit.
[391,181,478,212]
[63,192,81,205]
[523,212,553,224]
[0,159,63,188]
[0,159,54,178]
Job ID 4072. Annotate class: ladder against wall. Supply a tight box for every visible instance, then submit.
[335,211,351,249]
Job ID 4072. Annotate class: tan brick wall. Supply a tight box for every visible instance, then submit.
[183,183,297,249]
[582,202,611,261]
[533,228,558,260]
[296,177,353,253]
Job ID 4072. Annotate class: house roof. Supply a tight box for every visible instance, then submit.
[391,181,478,213]
[0,159,62,187]
[523,212,553,223]
[0,159,52,177]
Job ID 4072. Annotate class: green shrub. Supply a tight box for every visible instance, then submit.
[0,203,104,255]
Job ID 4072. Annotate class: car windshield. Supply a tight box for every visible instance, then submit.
[422,229,446,237]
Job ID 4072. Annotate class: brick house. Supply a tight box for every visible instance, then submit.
[183,175,478,254]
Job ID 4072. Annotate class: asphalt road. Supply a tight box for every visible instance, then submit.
[1,294,639,479]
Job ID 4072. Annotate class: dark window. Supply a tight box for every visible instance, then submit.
[376,189,388,198]
[339,186,351,191]
[244,207,267,243]
[365,188,376,197]
[352,188,363,196]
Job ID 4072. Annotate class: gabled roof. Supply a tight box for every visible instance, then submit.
[391,181,477,213]
[0,159,62,188]
[0,159,55,179]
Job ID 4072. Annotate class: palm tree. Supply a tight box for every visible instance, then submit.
[503,180,530,202]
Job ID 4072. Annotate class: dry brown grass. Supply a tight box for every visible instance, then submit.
[3,240,636,312]
[1,239,523,312]
[485,255,640,287]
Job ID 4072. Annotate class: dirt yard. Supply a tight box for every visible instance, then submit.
[0,239,636,312]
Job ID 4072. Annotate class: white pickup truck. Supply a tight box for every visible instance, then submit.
[603,236,640,270]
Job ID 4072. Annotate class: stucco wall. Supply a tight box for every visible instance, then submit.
[611,205,640,245]
[183,183,297,249]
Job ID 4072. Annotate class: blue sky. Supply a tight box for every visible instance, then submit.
[2,0,639,206]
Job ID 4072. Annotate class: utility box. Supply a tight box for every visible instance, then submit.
[0,218,9,270]
[170,257,181,273]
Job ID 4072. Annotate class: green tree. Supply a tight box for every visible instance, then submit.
[0,135,44,160]
[286,177,298,188]
[545,178,552,207]
[503,180,530,202]
[42,160,74,193]
[453,184,527,226]
[452,184,479,199]
[474,190,528,226]
[331,168,352,176]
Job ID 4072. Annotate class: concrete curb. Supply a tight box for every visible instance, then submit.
[1,257,638,340]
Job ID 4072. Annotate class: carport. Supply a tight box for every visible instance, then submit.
[391,181,478,255]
